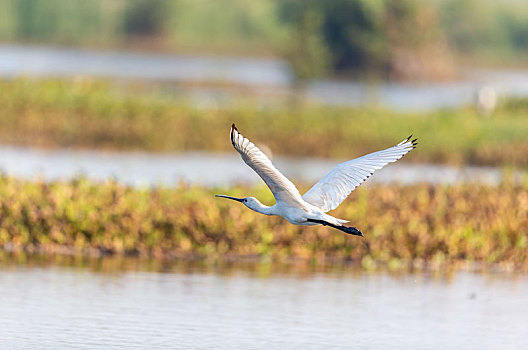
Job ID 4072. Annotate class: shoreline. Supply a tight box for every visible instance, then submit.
[1,244,523,274]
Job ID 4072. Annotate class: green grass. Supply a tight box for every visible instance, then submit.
[1,78,528,167]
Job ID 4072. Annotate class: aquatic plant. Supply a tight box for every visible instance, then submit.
[0,176,526,269]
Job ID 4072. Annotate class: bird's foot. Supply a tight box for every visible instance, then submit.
[341,226,363,237]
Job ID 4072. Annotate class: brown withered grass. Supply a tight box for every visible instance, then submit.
[0,176,526,269]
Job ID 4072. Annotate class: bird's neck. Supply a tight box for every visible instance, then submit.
[248,200,275,216]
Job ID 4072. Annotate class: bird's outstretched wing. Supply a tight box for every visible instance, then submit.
[302,136,418,212]
[230,124,302,203]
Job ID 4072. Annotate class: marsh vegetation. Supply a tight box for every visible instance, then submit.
[1,176,526,270]
[1,78,528,167]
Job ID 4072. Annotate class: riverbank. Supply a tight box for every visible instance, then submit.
[0,176,526,270]
[1,78,528,167]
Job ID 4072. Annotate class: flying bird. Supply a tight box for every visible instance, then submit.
[216,124,417,236]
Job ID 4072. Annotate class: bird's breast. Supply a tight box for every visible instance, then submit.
[275,203,317,226]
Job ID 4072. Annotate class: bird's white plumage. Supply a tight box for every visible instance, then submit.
[230,125,304,205]
[223,124,417,236]
[302,136,416,212]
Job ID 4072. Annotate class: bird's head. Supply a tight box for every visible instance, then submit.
[215,195,261,210]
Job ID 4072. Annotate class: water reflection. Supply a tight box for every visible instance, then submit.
[0,252,367,278]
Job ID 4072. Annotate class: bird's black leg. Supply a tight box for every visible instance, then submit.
[307,219,363,237]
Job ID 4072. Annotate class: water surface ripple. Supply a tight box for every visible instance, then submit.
[0,264,526,349]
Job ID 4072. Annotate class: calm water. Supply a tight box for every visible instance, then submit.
[3,44,528,110]
[0,146,522,187]
[0,258,527,349]
[0,44,292,86]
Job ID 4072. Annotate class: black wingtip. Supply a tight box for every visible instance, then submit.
[230,123,238,145]
[407,134,418,148]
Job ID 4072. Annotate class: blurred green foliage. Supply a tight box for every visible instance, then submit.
[0,0,527,78]
[277,1,330,80]
[278,0,452,80]
[0,0,285,53]
[123,0,168,37]
[439,0,528,63]
[0,78,527,167]
[0,176,526,269]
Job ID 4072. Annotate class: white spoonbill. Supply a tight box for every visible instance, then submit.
[216,124,417,236]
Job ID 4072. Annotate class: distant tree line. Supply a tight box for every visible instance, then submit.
[0,0,527,80]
